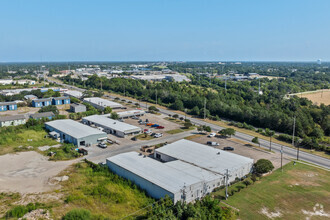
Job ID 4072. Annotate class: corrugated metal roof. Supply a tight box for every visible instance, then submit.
[155,139,254,175]
[83,97,123,108]
[117,110,145,118]
[0,114,26,122]
[33,98,51,102]
[45,119,106,139]
[0,102,17,106]
[53,96,70,100]
[107,152,204,193]
[30,112,55,119]
[83,115,141,133]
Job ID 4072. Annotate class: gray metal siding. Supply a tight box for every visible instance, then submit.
[107,160,175,201]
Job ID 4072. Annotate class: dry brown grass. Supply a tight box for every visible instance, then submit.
[291,89,330,106]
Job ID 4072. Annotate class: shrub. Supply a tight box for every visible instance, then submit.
[254,159,274,174]
[63,209,92,220]
[243,180,251,187]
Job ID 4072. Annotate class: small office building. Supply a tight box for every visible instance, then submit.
[0,115,27,127]
[82,115,141,137]
[30,112,55,120]
[52,97,71,105]
[32,98,52,107]
[0,102,17,111]
[45,119,107,147]
[70,103,87,113]
[83,97,124,110]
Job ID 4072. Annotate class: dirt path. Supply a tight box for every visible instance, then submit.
[0,151,78,193]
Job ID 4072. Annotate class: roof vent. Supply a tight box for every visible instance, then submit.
[217,152,220,155]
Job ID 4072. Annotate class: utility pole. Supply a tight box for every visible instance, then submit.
[225,169,230,200]
[281,146,283,172]
[292,116,296,146]
[204,98,206,120]
[155,90,157,105]
[185,108,187,120]
[270,135,272,152]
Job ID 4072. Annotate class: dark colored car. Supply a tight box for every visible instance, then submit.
[151,124,160,127]
[131,137,137,141]
[78,148,88,155]
[223,147,234,151]
[156,126,164,129]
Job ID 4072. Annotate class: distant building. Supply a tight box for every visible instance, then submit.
[0,102,17,111]
[52,97,71,105]
[64,90,83,99]
[32,98,52,107]
[82,115,141,137]
[24,95,38,100]
[317,59,322,65]
[0,115,27,127]
[30,112,55,120]
[45,119,107,147]
[83,97,124,110]
[0,79,13,85]
[117,110,145,119]
[70,103,87,113]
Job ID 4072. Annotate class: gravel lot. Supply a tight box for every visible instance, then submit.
[189,134,291,169]
[0,151,77,194]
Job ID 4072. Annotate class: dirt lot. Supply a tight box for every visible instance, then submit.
[0,106,39,116]
[290,89,330,106]
[0,151,77,194]
[189,134,291,169]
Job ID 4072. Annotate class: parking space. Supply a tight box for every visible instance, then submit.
[188,134,291,169]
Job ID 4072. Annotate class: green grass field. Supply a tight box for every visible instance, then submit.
[213,162,330,220]
[0,129,58,155]
[166,126,195,134]
[52,162,154,219]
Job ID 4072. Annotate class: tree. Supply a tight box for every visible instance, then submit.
[38,105,59,115]
[184,122,193,129]
[254,159,274,174]
[172,114,179,119]
[70,97,80,104]
[218,128,235,137]
[203,125,211,132]
[62,209,92,220]
[104,106,112,114]
[53,91,61,97]
[191,106,200,115]
[197,126,204,133]
[252,137,260,147]
[179,117,184,121]
[148,106,159,112]
[110,112,119,119]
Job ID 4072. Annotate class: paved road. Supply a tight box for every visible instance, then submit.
[86,130,196,163]
[48,79,330,170]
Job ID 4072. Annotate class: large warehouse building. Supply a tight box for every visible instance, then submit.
[107,139,253,203]
[82,115,141,137]
[154,139,254,182]
[107,152,223,203]
[83,97,124,110]
[45,119,107,147]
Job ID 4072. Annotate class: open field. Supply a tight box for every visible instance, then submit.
[0,128,59,155]
[213,162,330,220]
[289,89,330,106]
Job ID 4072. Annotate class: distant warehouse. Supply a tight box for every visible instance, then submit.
[107,140,253,203]
[45,119,107,147]
[107,152,222,203]
[82,115,141,137]
[117,110,145,119]
[83,97,124,110]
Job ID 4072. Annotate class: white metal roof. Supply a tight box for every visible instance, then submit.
[107,152,204,193]
[64,90,83,98]
[83,97,123,108]
[117,110,145,118]
[45,119,106,139]
[155,139,254,175]
[83,115,141,134]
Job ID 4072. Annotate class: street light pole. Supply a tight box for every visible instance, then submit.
[281,145,283,172]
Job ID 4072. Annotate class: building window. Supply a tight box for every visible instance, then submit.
[156,153,161,159]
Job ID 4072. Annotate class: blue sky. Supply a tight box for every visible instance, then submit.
[0,0,329,62]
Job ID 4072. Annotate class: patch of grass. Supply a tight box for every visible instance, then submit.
[0,128,58,155]
[213,162,330,220]
[135,133,154,140]
[45,144,81,161]
[52,161,154,219]
[184,134,204,140]
[166,126,195,134]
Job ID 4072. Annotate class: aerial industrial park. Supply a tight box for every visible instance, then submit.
[1,0,330,219]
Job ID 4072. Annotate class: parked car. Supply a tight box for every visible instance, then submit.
[146,123,154,126]
[208,133,216,137]
[150,133,156,136]
[145,119,149,122]
[151,124,160,127]
[144,129,152,134]
[156,126,164,129]
[207,141,219,146]
[138,119,143,123]
[78,148,88,155]
[154,133,163,138]
[107,139,113,144]
[132,116,139,120]
[118,119,124,122]
[223,146,234,151]
[98,143,107,148]
[131,136,137,141]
